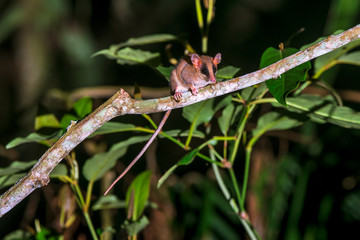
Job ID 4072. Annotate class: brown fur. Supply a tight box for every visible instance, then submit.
[170,53,221,101]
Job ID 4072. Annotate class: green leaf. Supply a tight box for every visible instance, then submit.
[231,105,244,126]
[177,148,199,166]
[218,103,235,135]
[60,114,78,129]
[6,131,62,149]
[114,34,177,48]
[182,99,215,128]
[90,121,136,137]
[34,114,61,130]
[0,173,25,189]
[338,51,360,66]
[155,65,174,82]
[162,129,205,139]
[93,34,178,58]
[214,95,233,112]
[49,164,68,178]
[92,195,126,211]
[260,47,311,106]
[216,66,241,80]
[115,47,160,65]
[82,152,122,183]
[35,226,52,240]
[273,94,360,128]
[122,215,150,236]
[94,125,206,140]
[157,148,200,188]
[82,135,151,182]
[241,83,268,101]
[3,229,32,240]
[314,38,360,75]
[252,112,303,137]
[0,160,37,176]
[126,171,152,220]
[299,30,344,50]
[73,97,92,118]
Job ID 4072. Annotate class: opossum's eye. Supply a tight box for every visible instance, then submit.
[213,65,217,74]
[201,65,210,77]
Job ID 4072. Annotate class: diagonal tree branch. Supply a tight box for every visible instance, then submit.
[1,24,359,218]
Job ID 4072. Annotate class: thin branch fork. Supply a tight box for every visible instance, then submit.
[1,24,359,218]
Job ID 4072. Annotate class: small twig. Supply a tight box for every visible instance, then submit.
[1,24,359,218]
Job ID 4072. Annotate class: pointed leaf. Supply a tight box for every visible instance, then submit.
[156,66,174,82]
[273,95,360,128]
[90,122,136,137]
[261,47,311,106]
[252,112,303,137]
[338,51,360,66]
[73,97,92,118]
[113,34,177,48]
[93,34,177,58]
[312,37,360,75]
[214,95,233,112]
[177,148,199,166]
[126,171,152,220]
[157,148,200,188]
[3,230,32,240]
[300,30,343,50]
[231,104,244,126]
[60,114,78,129]
[241,83,268,101]
[218,103,235,134]
[182,99,215,128]
[50,164,68,178]
[162,129,205,139]
[82,135,151,182]
[115,47,159,65]
[0,173,25,189]
[0,160,37,176]
[34,114,60,130]
[122,216,150,236]
[6,131,62,149]
[82,152,118,182]
[92,195,126,210]
[216,66,241,80]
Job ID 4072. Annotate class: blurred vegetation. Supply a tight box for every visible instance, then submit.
[0,0,360,239]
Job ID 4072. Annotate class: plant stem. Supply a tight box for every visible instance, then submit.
[213,136,236,141]
[241,146,251,206]
[83,211,99,240]
[73,184,85,208]
[195,0,204,35]
[142,114,157,129]
[197,152,223,166]
[85,181,94,212]
[229,108,248,165]
[248,98,277,106]
[185,101,207,147]
[229,168,244,211]
[240,219,260,240]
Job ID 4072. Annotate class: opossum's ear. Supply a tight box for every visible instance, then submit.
[213,53,221,65]
[191,54,202,69]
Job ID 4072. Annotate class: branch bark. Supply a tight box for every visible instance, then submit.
[1,24,359,217]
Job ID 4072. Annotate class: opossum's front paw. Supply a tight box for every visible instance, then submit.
[173,92,183,101]
[190,87,199,95]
